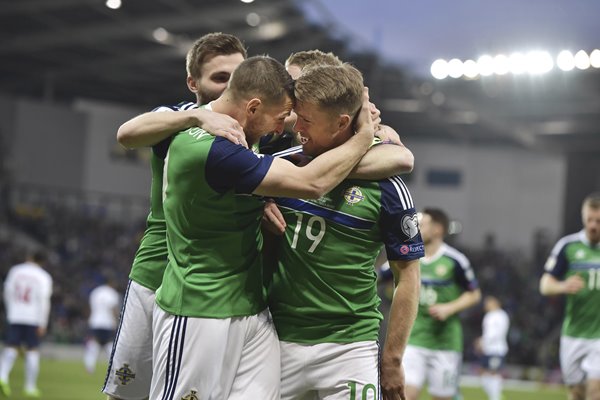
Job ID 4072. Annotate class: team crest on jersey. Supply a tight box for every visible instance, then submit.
[182,390,199,400]
[343,186,365,206]
[401,213,419,238]
[575,249,586,259]
[435,264,448,277]
[115,364,136,385]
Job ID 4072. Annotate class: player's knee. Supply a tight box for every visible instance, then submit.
[586,379,600,400]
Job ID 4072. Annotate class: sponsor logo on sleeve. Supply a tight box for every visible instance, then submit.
[399,243,424,256]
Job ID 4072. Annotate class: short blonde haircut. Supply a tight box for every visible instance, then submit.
[294,63,363,117]
[285,50,342,71]
[583,192,600,210]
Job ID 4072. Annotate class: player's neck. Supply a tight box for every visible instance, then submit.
[211,96,247,132]
[424,239,443,258]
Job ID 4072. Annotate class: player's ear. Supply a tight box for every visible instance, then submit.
[186,76,199,94]
[246,98,262,116]
[337,114,351,132]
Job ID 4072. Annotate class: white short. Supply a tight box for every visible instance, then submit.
[150,306,280,400]
[280,340,379,400]
[403,345,461,397]
[560,336,600,385]
[103,280,155,400]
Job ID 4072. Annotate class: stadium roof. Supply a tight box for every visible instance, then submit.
[1,0,599,153]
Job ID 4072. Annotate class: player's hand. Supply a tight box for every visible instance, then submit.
[428,303,454,321]
[354,87,375,141]
[262,201,286,235]
[196,110,247,148]
[562,274,585,294]
[380,356,406,400]
[474,337,483,354]
[375,124,404,146]
[369,101,382,128]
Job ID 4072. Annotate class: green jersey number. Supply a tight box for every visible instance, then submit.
[347,381,377,400]
[589,269,600,290]
[290,213,326,253]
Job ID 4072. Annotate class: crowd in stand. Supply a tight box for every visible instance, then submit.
[0,196,566,374]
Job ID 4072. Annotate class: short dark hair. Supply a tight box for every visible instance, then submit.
[28,249,47,265]
[186,32,247,79]
[228,55,295,106]
[422,208,450,236]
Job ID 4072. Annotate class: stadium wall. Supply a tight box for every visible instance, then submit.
[1,94,568,251]
[405,138,567,251]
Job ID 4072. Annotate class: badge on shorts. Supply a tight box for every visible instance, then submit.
[182,390,199,400]
[115,364,136,385]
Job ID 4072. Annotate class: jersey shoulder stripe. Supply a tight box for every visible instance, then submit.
[550,231,583,256]
[382,176,414,210]
[273,145,303,158]
[276,197,376,230]
[442,244,471,269]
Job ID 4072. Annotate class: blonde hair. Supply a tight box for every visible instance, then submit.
[583,192,600,210]
[294,63,363,117]
[285,50,342,71]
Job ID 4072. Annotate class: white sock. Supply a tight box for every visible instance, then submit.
[84,340,100,373]
[481,374,493,398]
[0,347,18,382]
[24,351,40,391]
[488,374,502,400]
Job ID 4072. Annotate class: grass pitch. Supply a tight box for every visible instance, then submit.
[1,357,567,400]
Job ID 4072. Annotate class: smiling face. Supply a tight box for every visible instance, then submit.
[188,53,245,104]
[244,96,294,145]
[293,100,348,157]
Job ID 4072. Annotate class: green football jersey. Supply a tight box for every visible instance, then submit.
[155,126,275,318]
[545,230,600,339]
[129,102,198,291]
[268,175,424,344]
[408,243,479,352]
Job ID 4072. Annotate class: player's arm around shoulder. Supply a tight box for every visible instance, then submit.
[117,108,245,149]
[380,258,420,400]
[253,88,375,199]
[348,125,414,180]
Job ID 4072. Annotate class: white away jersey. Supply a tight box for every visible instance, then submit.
[89,284,121,330]
[481,308,510,356]
[3,262,53,328]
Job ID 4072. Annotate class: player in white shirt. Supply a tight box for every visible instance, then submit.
[0,250,53,398]
[84,278,120,374]
[476,295,510,400]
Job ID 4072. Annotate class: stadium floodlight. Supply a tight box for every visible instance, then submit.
[591,49,600,68]
[448,58,464,78]
[525,51,553,74]
[508,52,527,74]
[246,12,261,26]
[477,55,494,76]
[240,0,255,3]
[463,59,479,79]
[152,28,170,43]
[574,50,591,70]
[493,54,510,75]
[105,0,121,9]
[557,50,575,71]
[431,59,449,80]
